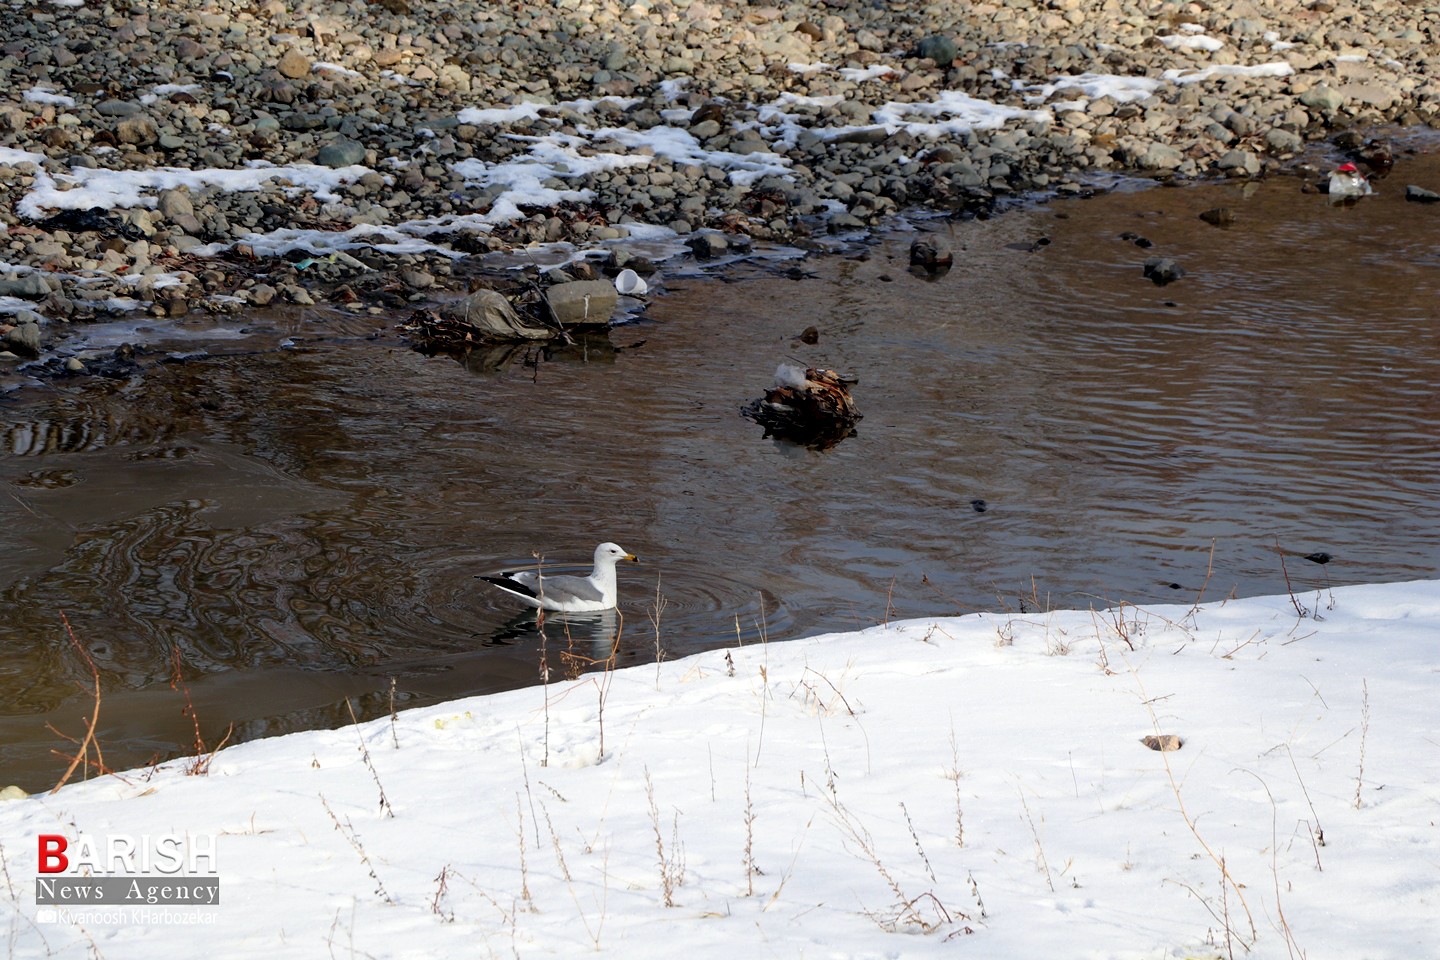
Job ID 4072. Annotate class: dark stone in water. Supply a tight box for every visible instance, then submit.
[799,326,819,344]
[1143,257,1185,285]
[1404,185,1440,204]
[1119,231,1153,247]
[909,235,953,271]
[1199,207,1235,227]
[970,499,988,513]
[1304,551,1333,565]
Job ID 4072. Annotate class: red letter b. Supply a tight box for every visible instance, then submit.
[37,835,67,873]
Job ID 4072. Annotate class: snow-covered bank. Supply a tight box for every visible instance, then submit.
[2,580,1437,958]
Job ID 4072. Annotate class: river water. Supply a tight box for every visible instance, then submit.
[3,143,1438,790]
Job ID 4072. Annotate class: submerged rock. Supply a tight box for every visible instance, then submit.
[1143,257,1185,285]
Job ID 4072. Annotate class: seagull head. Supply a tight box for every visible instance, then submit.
[595,542,639,565]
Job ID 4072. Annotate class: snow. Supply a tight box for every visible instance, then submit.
[2,581,1436,959]
[1158,33,1226,52]
[24,87,76,107]
[1163,61,1295,84]
[838,65,896,82]
[868,91,1052,136]
[9,158,381,219]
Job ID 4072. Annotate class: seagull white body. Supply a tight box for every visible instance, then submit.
[479,542,638,612]
[1328,162,1373,199]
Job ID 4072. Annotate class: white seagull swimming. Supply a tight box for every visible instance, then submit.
[479,542,639,612]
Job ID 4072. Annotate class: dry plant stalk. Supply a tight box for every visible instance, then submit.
[644,767,683,907]
[169,647,234,776]
[817,789,963,933]
[48,612,111,792]
[319,794,393,904]
[1132,666,1258,947]
[431,865,455,922]
[344,698,393,818]
[1017,787,1055,892]
[947,725,965,848]
[649,574,668,686]
[515,794,535,910]
[554,611,624,759]
[743,758,758,895]
[1354,679,1369,810]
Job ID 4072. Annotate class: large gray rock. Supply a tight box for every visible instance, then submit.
[545,280,618,327]
[443,289,554,340]
[2,322,42,357]
[157,189,194,220]
[915,35,958,67]
[1138,142,1185,170]
[316,138,366,168]
[1299,85,1344,113]
[0,273,52,299]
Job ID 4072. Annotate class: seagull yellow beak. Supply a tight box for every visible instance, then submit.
[625,553,639,563]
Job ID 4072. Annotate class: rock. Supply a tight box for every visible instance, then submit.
[686,231,729,259]
[440,288,553,340]
[246,283,278,306]
[1263,128,1304,156]
[156,189,194,220]
[316,138,366,168]
[277,47,312,80]
[115,116,159,146]
[1405,185,1440,204]
[2,322,42,357]
[1140,734,1183,752]
[914,34,958,67]
[909,235,954,271]
[1198,207,1235,227]
[399,269,435,290]
[95,99,142,117]
[1143,257,1185,286]
[545,280,618,327]
[1216,149,1260,176]
[1299,84,1344,113]
[64,357,85,373]
[1138,142,1185,170]
[0,273,53,300]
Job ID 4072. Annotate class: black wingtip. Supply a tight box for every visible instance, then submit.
[478,575,538,601]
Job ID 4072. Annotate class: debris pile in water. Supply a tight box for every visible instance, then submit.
[742,364,862,450]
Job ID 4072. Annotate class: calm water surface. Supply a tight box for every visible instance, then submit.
[3,147,1439,789]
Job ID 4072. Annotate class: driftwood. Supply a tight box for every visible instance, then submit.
[742,364,862,450]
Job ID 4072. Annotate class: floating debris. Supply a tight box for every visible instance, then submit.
[742,364,862,450]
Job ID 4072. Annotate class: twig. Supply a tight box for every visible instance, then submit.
[49,612,109,793]
[1353,679,1369,809]
[345,698,394,818]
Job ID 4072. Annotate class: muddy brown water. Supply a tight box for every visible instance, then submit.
[4,148,1440,791]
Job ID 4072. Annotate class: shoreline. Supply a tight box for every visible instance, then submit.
[2,579,1437,957]
[2,0,1437,366]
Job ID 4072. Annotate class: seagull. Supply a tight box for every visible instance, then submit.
[478,542,639,612]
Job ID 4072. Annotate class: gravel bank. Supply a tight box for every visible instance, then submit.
[2,0,1437,364]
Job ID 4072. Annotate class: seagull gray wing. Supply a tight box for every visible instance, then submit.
[526,574,605,604]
